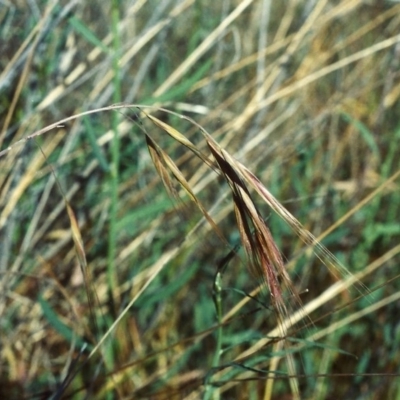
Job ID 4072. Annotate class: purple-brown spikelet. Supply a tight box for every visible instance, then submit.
[204,131,293,317]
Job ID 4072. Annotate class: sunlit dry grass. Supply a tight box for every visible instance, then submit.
[1,1,400,399]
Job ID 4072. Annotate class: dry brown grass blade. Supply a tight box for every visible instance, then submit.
[65,203,86,269]
[65,201,100,342]
[0,132,64,230]
[153,0,255,97]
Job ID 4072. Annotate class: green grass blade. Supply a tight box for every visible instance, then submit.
[68,16,109,54]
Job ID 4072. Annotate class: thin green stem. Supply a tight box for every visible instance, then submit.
[204,271,223,400]
[107,0,121,293]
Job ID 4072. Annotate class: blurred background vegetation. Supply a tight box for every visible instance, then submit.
[1,0,400,399]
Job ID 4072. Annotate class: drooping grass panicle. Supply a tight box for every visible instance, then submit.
[236,161,371,296]
[204,131,291,308]
[143,110,303,399]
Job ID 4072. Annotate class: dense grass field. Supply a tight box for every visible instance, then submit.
[1,1,400,399]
